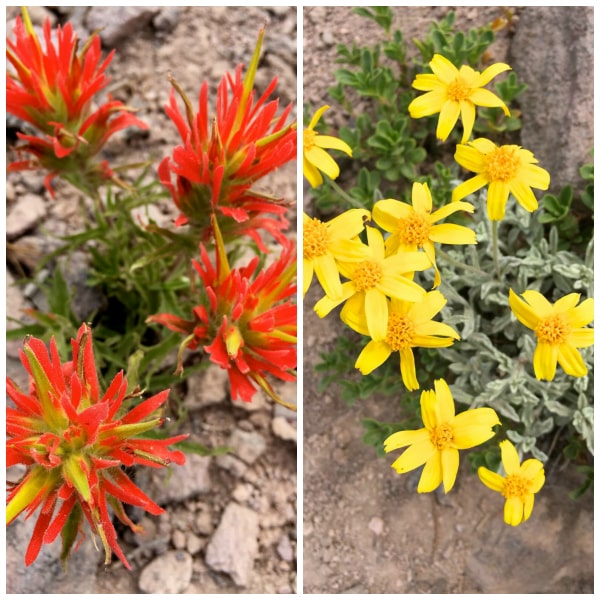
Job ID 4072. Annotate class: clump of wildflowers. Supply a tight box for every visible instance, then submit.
[6,7,148,195]
[159,28,297,250]
[6,324,188,570]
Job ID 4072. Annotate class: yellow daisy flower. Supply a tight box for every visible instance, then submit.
[508,289,594,381]
[408,54,511,143]
[303,105,352,188]
[452,138,551,220]
[342,290,460,391]
[314,226,430,341]
[478,439,545,526]
[384,379,501,493]
[373,181,477,288]
[303,209,370,299]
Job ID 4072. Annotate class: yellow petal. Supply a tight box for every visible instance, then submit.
[478,466,505,492]
[328,208,371,240]
[533,342,558,381]
[499,439,521,475]
[520,458,545,484]
[314,282,354,318]
[436,99,461,141]
[557,343,587,377]
[384,251,431,275]
[308,104,329,130]
[340,302,369,336]
[476,62,511,86]
[409,290,446,324]
[355,340,391,375]
[568,328,594,348]
[469,88,510,115]
[391,439,436,474]
[399,347,419,391]
[522,493,535,523]
[520,290,553,319]
[384,428,430,452]
[459,100,476,143]
[471,137,499,154]
[433,379,455,423]
[366,225,386,258]
[329,239,371,263]
[509,180,539,213]
[565,297,594,328]
[303,257,314,297]
[315,134,353,156]
[452,174,488,203]
[430,200,475,222]
[303,155,323,188]
[412,73,445,91]
[441,447,460,493]
[364,288,389,341]
[552,292,581,314]
[378,273,426,302]
[487,180,510,220]
[429,53,459,84]
[508,288,540,330]
[373,199,412,233]
[520,163,550,190]
[453,424,498,449]
[420,389,438,430]
[413,323,460,345]
[504,496,524,526]
[313,253,343,300]
[417,452,443,493]
[429,223,477,245]
[411,182,433,214]
[305,145,341,180]
[454,143,487,173]
[408,90,446,118]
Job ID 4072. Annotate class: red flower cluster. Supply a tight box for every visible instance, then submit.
[6,8,147,194]
[159,28,297,250]
[148,220,297,403]
[7,324,187,570]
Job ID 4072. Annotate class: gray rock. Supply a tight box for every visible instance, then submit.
[138,550,193,594]
[272,416,297,443]
[205,503,260,586]
[85,6,159,48]
[509,7,593,193]
[146,453,212,505]
[6,193,46,240]
[153,6,185,33]
[229,428,267,465]
[185,365,229,409]
[276,535,295,562]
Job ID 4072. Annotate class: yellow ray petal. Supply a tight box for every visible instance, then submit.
[486,180,510,220]
[420,389,437,430]
[504,496,524,526]
[303,155,323,188]
[303,257,314,297]
[520,290,553,318]
[433,379,455,423]
[315,134,353,156]
[499,439,521,475]
[308,104,329,130]
[568,328,594,348]
[429,53,459,84]
[412,73,446,91]
[328,208,371,240]
[478,466,506,492]
[557,343,587,377]
[355,340,392,375]
[305,145,340,180]
[417,452,443,493]
[519,163,550,190]
[365,288,389,341]
[314,282,354,318]
[454,143,487,173]
[522,493,535,523]
[533,341,558,381]
[453,424,498,449]
[552,292,581,314]
[391,439,436,474]
[409,290,446,324]
[469,88,510,115]
[508,288,541,330]
[459,100,476,143]
[509,180,539,213]
[436,99,461,141]
[384,428,430,452]
[429,223,477,245]
[399,347,419,391]
[313,252,343,300]
[408,90,446,118]
[430,200,475,223]
[441,447,460,493]
[411,182,433,214]
[452,174,488,203]
[373,199,412,233]
[565,297,594,328]
[476,62,511,86]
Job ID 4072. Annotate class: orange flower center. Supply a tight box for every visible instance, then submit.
[535,313,571,345]
[397,213,431,246]
[485,146,521,182]
[385,312,415,351]
[304,217,330,259]
[352,260,383,291]
[447,77,471,102]
[430,422,454,450]
[303,128,316,151]
[503,473,531,499]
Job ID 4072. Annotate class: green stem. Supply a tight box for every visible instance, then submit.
[436,248,491,279]
[491,220,500,278]
[326,177,365,209]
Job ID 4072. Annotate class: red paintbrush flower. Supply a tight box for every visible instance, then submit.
[6,7,147,195]
[6,324,188,570]
[148,217,297,405]
[159,27,297,251]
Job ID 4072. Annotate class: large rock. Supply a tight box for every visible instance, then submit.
[509,7,593,193]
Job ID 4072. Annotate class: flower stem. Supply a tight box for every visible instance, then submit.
[326,177,365,209]
[491,220,500,278]
[436,248,491,279]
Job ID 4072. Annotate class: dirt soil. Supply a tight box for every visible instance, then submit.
[302,6,594,594]
[6,6,297,594]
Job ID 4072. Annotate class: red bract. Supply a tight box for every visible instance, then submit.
[6,7,147,195]
[159,27,297,251]
[148,220,297,404]
[6,324,188,570]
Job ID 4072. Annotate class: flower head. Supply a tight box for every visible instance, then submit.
[159,28,296,250]
[384,379,501,493]
[314,226,430,341]
[303,105,353,188]
[6,7,147,195]
[373,182,476,287]
[303,209,370,299]
[408,54,511,143]
[508,289,594,381]
[148,218,297,405]
[343,291,460,390]
[478,440,545,526]
[6,324,188,570]
[452,138,550,220]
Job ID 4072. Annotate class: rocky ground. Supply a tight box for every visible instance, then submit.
[303,6,594,595]
[6,6,297,594]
